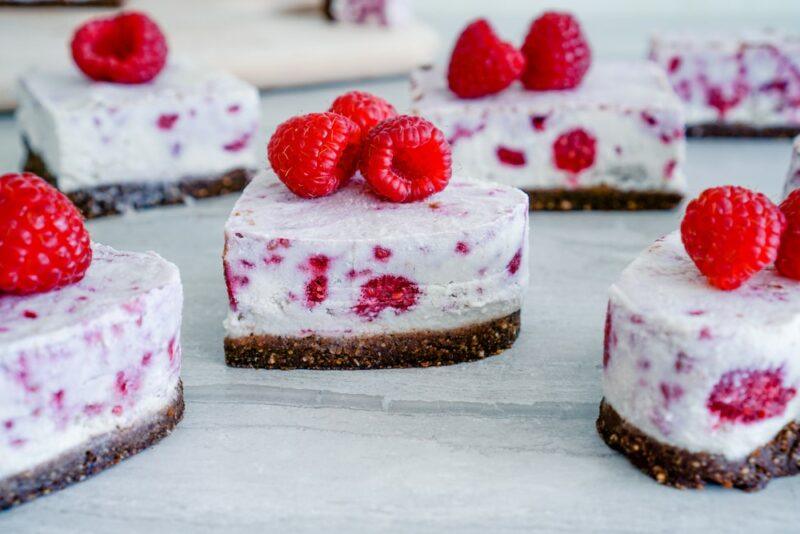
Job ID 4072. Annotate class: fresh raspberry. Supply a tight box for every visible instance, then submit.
[521,11,591,90]
[0,173,92,295]
[71,11,168,84]
[707,368,796,424]
[681,186,785,290]
[353,275,420,320]
[447,19,525,99]
[552,128,596,173]
[359,115,452,203]
[776,189,800,279]
[268,112,361,198]
[329,91,397,143]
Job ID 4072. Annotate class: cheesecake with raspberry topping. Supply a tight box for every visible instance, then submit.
[223,172,528,369]
[411,61,687,210]
[649,30,800,137]
[598,230,800,490]
[16,11,259,219]
[0,244,184,509]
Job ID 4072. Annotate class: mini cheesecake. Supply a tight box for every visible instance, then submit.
[223,172,528,369]
[17,61,260,219]
[649,30,800,137]
[0,244,183,510]
[411,61,687,211]
[324,0,412,27]
[598,231,800,490]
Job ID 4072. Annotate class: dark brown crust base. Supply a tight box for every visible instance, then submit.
[686,123,800,138]
[225,311,521,370]
[0,381,184,511]
[597,399,800,491]
[0,0,122,5]
[23,146,252,219]
[526,187,683,211]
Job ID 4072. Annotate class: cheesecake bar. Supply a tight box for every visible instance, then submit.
[649,30,800,137]
[17,61,260,219]
[598,231,800,490]
[411,61,687,210]
[324,0,412,27]
[223,172,528,369]
[0,244,183,510]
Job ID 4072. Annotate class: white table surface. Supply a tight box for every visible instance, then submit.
[2,2,800,532]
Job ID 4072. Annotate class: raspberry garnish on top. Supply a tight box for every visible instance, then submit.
[71,11,168,84]
[329,91,397,143]
[521,11,591,90]
[359,115,452,203]
[681,186,785,290]
[447,19,525,99]
[776,189,800,280]
[268,112,361,198]
[0,173,92,295]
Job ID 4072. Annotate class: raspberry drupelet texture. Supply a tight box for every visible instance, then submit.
[552,128,596,173]
[681,186,785,290]
[268,112,361,198]
[447,19,525,99]
[521,11,591,90]
[0,173,92,295]
[329,91,398,143]
[707,368,797,425]
[71,11,168,84]
[359,115,452,203]
[776,189,800,279]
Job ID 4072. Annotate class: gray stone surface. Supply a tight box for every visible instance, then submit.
[2,6,800,530]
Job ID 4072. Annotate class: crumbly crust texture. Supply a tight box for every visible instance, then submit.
[686,123,800,138]
[597,398,800,491]
[225,311,521,370]
[0,381,184,511]
[526,187,683,211]
[24,145,251,219]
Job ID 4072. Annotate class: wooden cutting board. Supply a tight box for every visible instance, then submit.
[0,0,440,110]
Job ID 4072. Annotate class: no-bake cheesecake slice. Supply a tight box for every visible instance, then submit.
[0,172,183,509]
[17,11,259,219]
[1,244,184,510]
[414,12,687,211]
[598,186,800,490]
[223,172,528,369]
[598,231,800,490]
[649,30,800,137]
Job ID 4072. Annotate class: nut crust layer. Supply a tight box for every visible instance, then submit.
[597,398,800,491]
[24,144,251,219]
[686,123,800,138]
[526,187,683,211]
[225,311,521,370]
[0,381,184,511]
